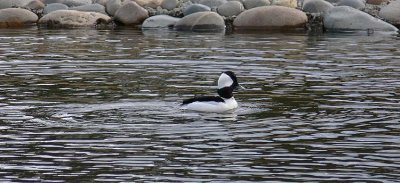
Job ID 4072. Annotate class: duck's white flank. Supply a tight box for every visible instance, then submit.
[182,97,238,113]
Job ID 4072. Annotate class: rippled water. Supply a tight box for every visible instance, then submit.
[0,27,399,182]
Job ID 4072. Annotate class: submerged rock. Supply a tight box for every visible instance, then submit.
[114,1,149,25]
[324,6,398,31]
[233,6,307,30]
[142,14,180,28]
[0,8,38,27]
[39,10,111,27]
[379,0,400,25]
[175,11,225,31]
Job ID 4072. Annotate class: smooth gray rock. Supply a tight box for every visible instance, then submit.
[175,11,225,31]
[217,1,244,16]
[70,3,107,14]
[134,0,163,8]
[270,0,297,8]
[0,0,32,9]
[183,4,211,16]
[106,0,123,16]
[142,15,180,28]
[24,0,45,10]
[302,0,333,14]
[39,10,111,27]
[43,0,63,4]
[324,0,340,2]
[161,0,178,10]
[233,6,307,30]
[114,1,149,25]
[43,3,69,15]
[94,0,108,6]
[199,0,228,8]
[43,0,92,7]
[337,0,365,10]
[42,0,64,5]
[229,0,245,3]
[379,0,400,25]
[64,0,92,6]
[243,0,270,9]
[0,8,38,27]
[324,6,398,31]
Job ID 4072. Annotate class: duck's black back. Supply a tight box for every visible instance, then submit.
[182,96,224,105]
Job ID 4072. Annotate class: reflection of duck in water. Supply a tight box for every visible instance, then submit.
[181,71,243,113]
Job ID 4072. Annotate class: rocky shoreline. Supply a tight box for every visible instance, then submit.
[0,0,399,33]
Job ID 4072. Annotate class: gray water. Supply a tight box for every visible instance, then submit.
[0,27,399,182]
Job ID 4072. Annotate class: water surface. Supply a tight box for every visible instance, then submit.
[0,27,399,182]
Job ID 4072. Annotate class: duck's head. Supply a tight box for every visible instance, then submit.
[217,71,241,99]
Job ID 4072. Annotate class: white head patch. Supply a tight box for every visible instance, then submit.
[218,73,233,89]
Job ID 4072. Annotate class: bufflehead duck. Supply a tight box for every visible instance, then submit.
[181,71,242,113]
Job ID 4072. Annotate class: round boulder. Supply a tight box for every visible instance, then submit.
[142,15,180,28]
[67,0,92,7]
[233,6,307,30]
[39,10,111,27]
[325,0,339,2]
[217,1,244,16]
[324,6,398,31]
[42,0,64,4]
[43,3,69,15]
[199,0,228,8]
[271,0,297,8]
[243,0,270,10]
[337,0,365,10]
[106,0,123,16]
[134,0,163,8]
[0,8,38,27]
[302,0,333,14]
[24,0,45,10]
[0,0,33,9]
[161,0,178,10]
[379,0,400,25]
[183,4,211,16]
[175,11,225,31]
[114,1,149,25]
[70,3,107,14]
[94,0,108,6]
[43,0,92,7]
